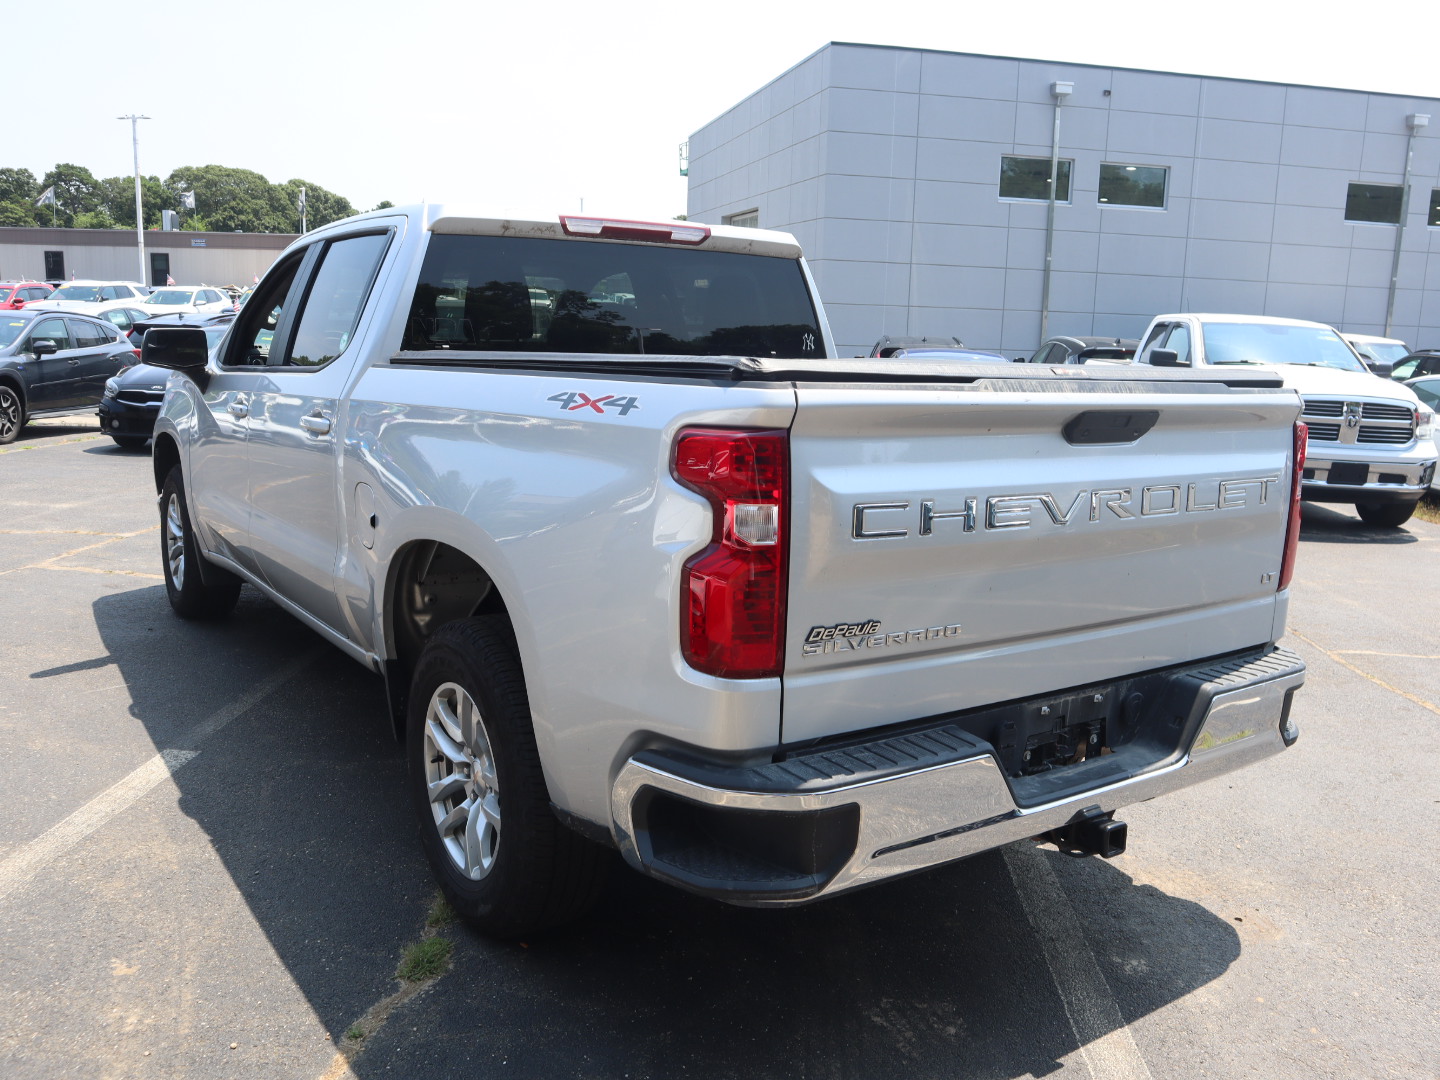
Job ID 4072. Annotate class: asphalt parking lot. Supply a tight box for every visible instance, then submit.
[2,418,1437,1080]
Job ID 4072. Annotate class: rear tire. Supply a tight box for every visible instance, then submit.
[0,384,24,444]
[1355,501,1415,528]
[407,616,608,938]
[160,465,242,619]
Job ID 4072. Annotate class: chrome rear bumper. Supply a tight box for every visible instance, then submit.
[610,647,1304,906]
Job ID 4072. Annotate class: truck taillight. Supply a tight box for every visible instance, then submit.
[672,428,788,678]
[1279,421,1306,591]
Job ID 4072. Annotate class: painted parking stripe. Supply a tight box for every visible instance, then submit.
[0,651,319,903]
[1004,843,1154,1080]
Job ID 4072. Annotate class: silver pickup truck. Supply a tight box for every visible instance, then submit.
[144,207,1307,936]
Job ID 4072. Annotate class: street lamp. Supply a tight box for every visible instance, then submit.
[117,114,150,286]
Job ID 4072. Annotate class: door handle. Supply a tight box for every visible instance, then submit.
[300,413,333,435]
[67,358,80,365]
[227,401,249,418]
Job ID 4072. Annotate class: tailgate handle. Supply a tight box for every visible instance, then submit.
[1063,410,1159,445]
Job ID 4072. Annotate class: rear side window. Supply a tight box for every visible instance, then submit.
[69,319,109,348]
[403,234,822,358]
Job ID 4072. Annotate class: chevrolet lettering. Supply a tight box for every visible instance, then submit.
[852,476,1281,539]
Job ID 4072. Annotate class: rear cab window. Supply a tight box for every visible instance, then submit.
[402,234,822,358]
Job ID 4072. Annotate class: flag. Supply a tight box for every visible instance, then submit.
[166,275,176,286]
[34,186,56,207]
[180,191,196,210]
[252,275,259,285]
[297,186,307,213]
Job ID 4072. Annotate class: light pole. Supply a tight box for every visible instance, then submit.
[118,114,150,286]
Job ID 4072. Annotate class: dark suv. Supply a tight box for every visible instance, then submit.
[97,312,234,448]
[0,309,139,443]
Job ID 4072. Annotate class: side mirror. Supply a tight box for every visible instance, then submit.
[1149,348,1187,367]
[142,327,210,375]
[29,339,58,355]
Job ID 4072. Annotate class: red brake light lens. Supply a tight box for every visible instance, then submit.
[1279,421,1306,591]
[560,216,710,245]
[672,428,788,678]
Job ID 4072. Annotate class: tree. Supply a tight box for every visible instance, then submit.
[279,179,356,231]
[99,175,174,229]
[165,165,290,233]
[372,200,394,212]
[38,164,103,227]
[0,201,34,226]
[0,167,37,205]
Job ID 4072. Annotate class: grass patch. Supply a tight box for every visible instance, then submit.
[1415,491,1440,525]
[425,895,458,929]
[345,1025,366,1043]
[396,936,454,983]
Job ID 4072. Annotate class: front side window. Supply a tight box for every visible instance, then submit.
[1099,164,1167,208]
[29,317,72,351]
[285,232,390,367]
[224,259,300,367]
[1346,183,1402,225]
[1000,156,1072,202]
[403,234,823,358]
[1164,324,1191,364]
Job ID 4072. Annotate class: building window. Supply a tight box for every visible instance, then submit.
[724,209,759,229]
[1098,164,1168,208]
[999,156,1072,202]
[1345,183,1402,225]
[1429,189,1440,227]
[43,250,64,281]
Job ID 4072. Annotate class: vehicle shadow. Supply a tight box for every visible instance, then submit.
[92,586,1241,1080]
[1297,502,1423,544]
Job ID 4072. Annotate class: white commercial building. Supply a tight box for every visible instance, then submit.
[685,42,1440,358]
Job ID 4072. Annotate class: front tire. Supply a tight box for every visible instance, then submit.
[407,616,608,938]
[112,435,149,450]
[1355,501,1416,528]
[0,384,24,445]
[160,465,242,619]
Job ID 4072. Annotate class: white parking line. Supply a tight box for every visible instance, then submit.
[1004,843,1154,1080]
[0,651,319,903]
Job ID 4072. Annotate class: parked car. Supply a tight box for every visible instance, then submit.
[26,280,151,309]
[98,313,235,449]
[141,286,234,316]
[869,334,965,357]
[1025,335,1139,365]
[0,281,54,310]
[887,347,1008,362]
[1341,333,1409,378]
[0,309,140,443]
[25,300,151,341]
[1405,376,1440,486]
[1389,350,1440,382]
[1134,313,1436,527]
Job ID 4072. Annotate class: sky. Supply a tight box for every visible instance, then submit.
[10,0,1437,222]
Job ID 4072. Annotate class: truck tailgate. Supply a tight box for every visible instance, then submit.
[782,378,1300,745]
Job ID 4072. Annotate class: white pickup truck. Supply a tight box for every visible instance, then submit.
[144,207,1307,936]
[1134,313,1436,527]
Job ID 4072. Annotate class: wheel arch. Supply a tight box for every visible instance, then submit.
[151,432,181,494]
[380,536,514,740]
